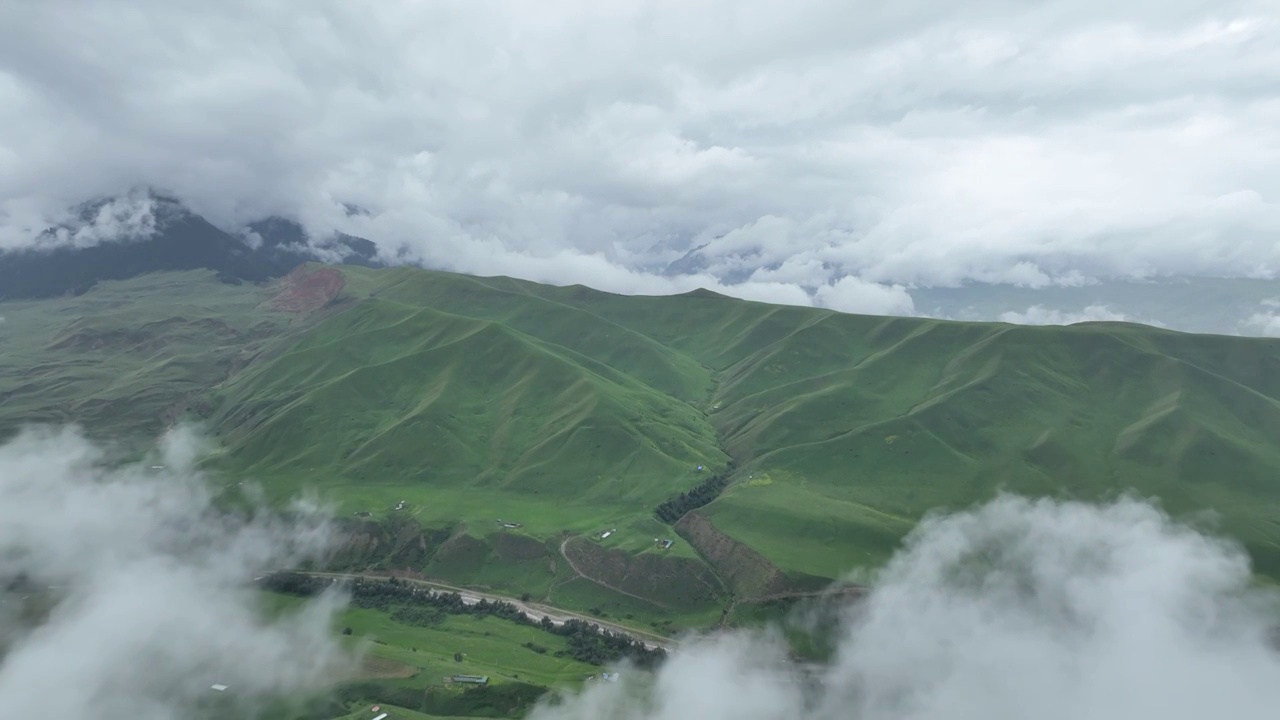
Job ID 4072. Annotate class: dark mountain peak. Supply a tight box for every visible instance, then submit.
[663,242,711,277]
[241,216,381,269]
[341,202,371,218]
[1,194,383,301]
[244,216,304,247]
[30,189,173,252]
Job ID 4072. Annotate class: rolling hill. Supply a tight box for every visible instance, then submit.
[5,262,1280,622]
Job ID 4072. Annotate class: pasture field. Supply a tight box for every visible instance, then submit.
[263,590,602,719]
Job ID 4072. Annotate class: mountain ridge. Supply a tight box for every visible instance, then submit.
[5,260,1280,623]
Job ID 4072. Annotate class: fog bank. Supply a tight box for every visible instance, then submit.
[0,425,351,718]
[535,495,1280,720]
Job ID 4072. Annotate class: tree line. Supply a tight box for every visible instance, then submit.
[654,462,737,523]
[260,572,665,668]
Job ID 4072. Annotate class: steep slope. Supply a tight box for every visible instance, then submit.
[8,264,1280,610]
[697,319,1280,578]
[302,267,1280,581]
[207,295,728,521]
[326,274,1280,579]
[508,289,1280,576]
[338,266,714,403]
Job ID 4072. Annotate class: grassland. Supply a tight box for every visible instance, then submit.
[7,263,1280,625]
[260,591,598,719]
[0,270,292,442]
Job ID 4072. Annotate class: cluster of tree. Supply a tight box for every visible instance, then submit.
[538,617,666,668]
[260,572,533,624]
[260,572,667,667]
[654,462,737,523]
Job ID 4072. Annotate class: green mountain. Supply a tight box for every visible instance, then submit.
[5,263,1280,623]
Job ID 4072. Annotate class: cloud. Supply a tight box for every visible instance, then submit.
[1240,313,1280,337]
[0,425,352,718]
[814,276,917,316]
[1,188,161,252]
[532,495,1280,720]
[998,303,1133,325]
[1,0,1277,309]
[1239,299,1280,336]
[56,190,159,249]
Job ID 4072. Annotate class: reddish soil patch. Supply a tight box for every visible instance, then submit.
[268,266,345,314]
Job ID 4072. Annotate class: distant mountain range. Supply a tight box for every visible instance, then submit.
[0,192,381,300]
[666,242,1280,337]
[7,191,1280,338]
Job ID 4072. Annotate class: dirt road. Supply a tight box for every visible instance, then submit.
[291,570,674,651]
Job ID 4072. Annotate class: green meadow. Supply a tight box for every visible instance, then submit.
[260,590,600,720]
[7,263,1280,625]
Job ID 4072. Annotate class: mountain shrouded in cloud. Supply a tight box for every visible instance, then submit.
[0,189,380,299]
[1,0,1278,327]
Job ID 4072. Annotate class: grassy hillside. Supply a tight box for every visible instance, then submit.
[6,263,1280,618]
[0,270,292,442]
[209,298,726,498]
[322,267,1280,578]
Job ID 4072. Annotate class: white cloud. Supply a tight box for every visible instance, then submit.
[1240,311,1280,337]
[814,276,917,316]
[0,1,1277,312]
[998,304,1133,325]
[9,188,161,251]
[532,495,1280,720]
[0,425,352,718]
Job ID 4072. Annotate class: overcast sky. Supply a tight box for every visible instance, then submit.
[1,0,1278,315]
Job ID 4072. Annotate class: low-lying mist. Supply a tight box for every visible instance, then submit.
[6,424,1279,720]
[534,495,1280,720]
[0,425,352,718]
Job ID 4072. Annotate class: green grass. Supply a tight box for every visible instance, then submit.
[9,264,1280,620]
[208,296,727,508]
[341,609,596,688]
[705,477,914,578]
[262,591,598,719]
[0,270,291,442]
